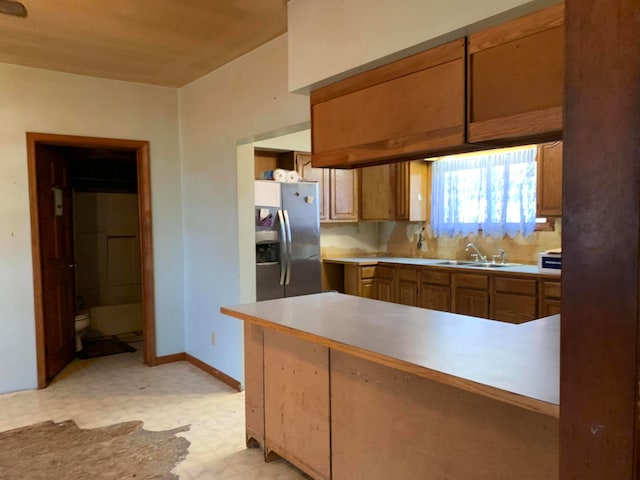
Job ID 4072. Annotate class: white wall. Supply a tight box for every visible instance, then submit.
[179,34,309,384]
[0,63,184,393]
[288,0,559,91]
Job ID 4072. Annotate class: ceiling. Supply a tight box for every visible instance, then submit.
[0,0,288,87]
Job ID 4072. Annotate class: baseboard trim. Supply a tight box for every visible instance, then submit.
[185,353,242,392]
[155,352,186,365]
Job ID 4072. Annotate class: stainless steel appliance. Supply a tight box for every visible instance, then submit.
[255,180,321,301]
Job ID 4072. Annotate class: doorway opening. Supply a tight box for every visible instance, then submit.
[27,133,156,388]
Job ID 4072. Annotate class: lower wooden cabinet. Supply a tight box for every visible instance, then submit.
[343,263,560,322]
[540,280,561,316]
[418,270,451,312]
[376,267,395,302]
[492,276,538,324]
[453,273,490,318]
[396,267,418,306]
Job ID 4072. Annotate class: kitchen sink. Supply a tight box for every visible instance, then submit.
[435,260,520,268]
[434,260,476,266]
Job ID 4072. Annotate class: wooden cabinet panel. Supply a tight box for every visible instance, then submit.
[330,169,358,221]
[453,272,489,318]
[311,39,468,168]
[493,293,538,324]
[360,161,427,221]
[494,277,537,296]
[375,267,395,302]
[360,278,375,299]
[360,164,393,220]
[541,298,561,316]
[542,281,561,299]
[540,280,561,316]
[468,4,564,144]
[455,273,489,290]
[536,142,563,217]
[376,277,395,303]
[396,267,418,306]
[420,269,450,286]
[264,330,330,479]
[395,161,428,222]
[418,284,451,312]
[454,288,490,318]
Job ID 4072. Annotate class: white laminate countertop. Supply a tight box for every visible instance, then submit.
[221,292,559,417]
[323,256,560,276]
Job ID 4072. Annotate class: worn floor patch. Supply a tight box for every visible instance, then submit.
[0,420,190,480]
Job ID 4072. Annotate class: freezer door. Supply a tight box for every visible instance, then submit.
[281,182,322,297]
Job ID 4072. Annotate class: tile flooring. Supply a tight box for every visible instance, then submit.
[0,345,307,479]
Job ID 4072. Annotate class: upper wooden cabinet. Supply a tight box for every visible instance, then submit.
[536,141,563,217]
[282,152,358,222]
[360,161,428,221]
[310,39,468,169]
[467,4,565,144]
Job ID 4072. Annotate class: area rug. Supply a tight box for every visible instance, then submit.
[78,337,136,359]
[0,420,190,480]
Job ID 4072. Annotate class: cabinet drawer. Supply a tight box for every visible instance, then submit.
[397,267,418,282]
[493,293,538,324]
[360,266,376,279]
[419,269,451,286]
[454,273,489,290]
[494,277,537,295]
[376,266,395,279]
[542,281,561,299]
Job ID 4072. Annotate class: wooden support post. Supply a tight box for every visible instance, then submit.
[561,0,640,477]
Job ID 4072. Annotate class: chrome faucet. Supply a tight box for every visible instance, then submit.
[492,248,506,264]
[465,242,487,263]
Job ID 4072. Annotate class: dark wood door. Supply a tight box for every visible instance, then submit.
[36,144,76,381]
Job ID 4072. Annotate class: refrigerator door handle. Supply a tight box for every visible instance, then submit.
[277,210,287,286]
[283,209,293,285]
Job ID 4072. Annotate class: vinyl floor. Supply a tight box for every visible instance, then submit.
[0,345,306,479]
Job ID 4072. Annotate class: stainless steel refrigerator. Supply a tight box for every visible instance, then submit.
[255,180,321,301]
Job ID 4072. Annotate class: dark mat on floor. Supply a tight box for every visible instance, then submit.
[78,337,136,359]
[0,420,190,480]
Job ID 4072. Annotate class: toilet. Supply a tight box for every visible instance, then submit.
[74,312,91,352]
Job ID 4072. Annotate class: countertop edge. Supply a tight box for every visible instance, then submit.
[221,304,560,418]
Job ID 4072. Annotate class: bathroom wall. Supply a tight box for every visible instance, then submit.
[73,192,143,336]
[379,220,562,265]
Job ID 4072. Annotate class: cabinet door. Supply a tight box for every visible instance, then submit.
[468,4,564,144]
[360,165,393,220]
[396,280,417,306]
[330,169,358,221]
[541,298,562,316]
[492,293,538,324]
[311,39,467,168]
[376,278,395,302]
[295,153,329,222]
[536,142,563,217]
[454,288,489,318]
[360,278,375,299]
[418,284,451,312]
[394,161,428,222]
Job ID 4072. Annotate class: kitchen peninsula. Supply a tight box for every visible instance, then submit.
[221,292,559,480]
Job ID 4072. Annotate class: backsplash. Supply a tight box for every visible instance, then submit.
[320,222,378,258]
[379,220,562,265]
[321,219,561,265]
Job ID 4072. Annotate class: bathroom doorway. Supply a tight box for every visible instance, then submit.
[27,133,156,388]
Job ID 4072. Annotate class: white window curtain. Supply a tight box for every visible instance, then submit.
[431,146,537,238]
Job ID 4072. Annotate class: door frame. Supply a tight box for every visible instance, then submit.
[27,132,157,388]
